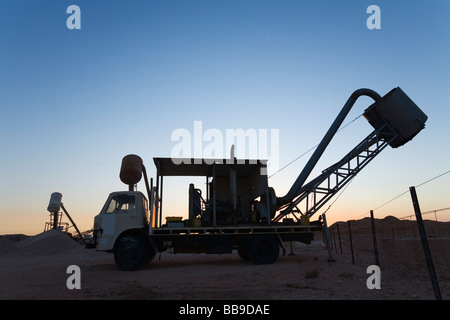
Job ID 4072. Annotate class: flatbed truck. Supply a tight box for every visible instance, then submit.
[87,87,427,270]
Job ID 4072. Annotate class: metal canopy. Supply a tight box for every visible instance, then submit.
[153,157,268,177]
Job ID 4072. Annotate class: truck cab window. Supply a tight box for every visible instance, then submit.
[105,194,135,214]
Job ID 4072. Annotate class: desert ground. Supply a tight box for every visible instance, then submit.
[1,218,449,300]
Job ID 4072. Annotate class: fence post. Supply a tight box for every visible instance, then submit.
[370,210,380,266]
[348,220,355,265]
[331,224,337,253]
[322,214,336,262]
[409,186,442,300]
[336,223,343,254]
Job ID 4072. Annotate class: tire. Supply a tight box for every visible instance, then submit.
[114,235,150,271]
[147,244,156,264]
[237,244,250,261]
[248,235,279,264]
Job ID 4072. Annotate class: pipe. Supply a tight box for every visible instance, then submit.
[142,164,152,207]
[276,88,382,207]
[60,204,85,245]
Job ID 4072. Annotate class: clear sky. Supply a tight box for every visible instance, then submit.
[1,0,449,235]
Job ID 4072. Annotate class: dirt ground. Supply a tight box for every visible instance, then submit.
[1,224,449,301]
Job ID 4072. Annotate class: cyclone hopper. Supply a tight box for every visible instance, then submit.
[120,154,144,190]
[46,192,84,243]
[120,154,152,203]
[47,192,63,230]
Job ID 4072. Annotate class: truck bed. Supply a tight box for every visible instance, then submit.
[152,223,321,236]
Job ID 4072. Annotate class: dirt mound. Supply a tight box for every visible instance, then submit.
[0,234,29,242]
[382,215,401,224]
[0,238,18,255]
[0,234,29,255]
[12,229,83,256]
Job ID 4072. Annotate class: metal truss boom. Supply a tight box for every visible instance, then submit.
[273,125,397,222]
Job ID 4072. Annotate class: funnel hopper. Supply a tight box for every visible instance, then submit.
[363,87,428,148]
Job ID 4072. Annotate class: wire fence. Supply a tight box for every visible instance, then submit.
[322,171,450,300]
[325,204,450,300]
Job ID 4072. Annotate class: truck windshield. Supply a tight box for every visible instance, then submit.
[105,194,135,213]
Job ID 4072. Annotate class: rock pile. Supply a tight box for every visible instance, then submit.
[0,229,82,256]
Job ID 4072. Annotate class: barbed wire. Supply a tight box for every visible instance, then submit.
[350,170,450,220]
[399,206,450,220]
[268,114,363,179]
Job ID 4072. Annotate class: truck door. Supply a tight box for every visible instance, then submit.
[103,194,139,236]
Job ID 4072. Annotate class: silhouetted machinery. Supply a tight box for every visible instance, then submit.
[156,87,427,227]
[88,87,428,270]
[46,192,84,243]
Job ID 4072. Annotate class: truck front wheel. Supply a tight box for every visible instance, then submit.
[114,235,150,271]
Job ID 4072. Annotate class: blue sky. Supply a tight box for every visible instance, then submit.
[1,0,449,234]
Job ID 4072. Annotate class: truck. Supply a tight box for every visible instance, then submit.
[87,87,428,271]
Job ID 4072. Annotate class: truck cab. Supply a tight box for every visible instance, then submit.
[93,191,149,252]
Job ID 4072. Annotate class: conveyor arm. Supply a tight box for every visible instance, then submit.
[272,87,427,223]
[273,124,397,222]
[276,89,382,207]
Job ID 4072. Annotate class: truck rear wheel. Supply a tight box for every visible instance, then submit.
[114,235,150,271]
[237,245,250,261]
[248,235,279,264]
